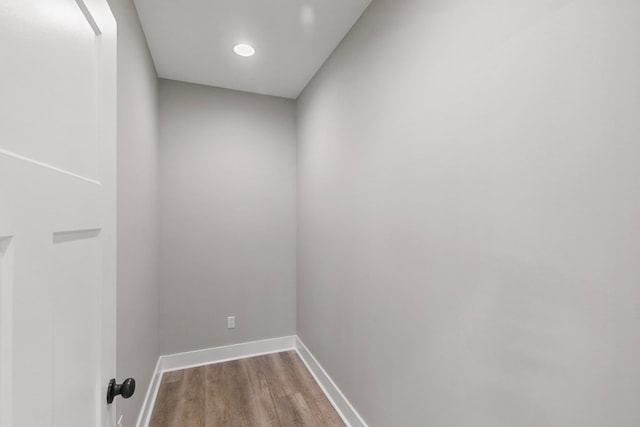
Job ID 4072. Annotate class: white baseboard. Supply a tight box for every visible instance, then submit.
[294,337,368,427]
[160,335,297,372]
[136,335,367,427]
[135,357,162,427]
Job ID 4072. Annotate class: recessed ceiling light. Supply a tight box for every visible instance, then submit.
[234,43,255,57]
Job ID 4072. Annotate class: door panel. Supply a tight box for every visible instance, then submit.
[0,0,117,426]
[0,0,101,180]
[52,230,101,426]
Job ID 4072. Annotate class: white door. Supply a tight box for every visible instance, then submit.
[0,0,117,426]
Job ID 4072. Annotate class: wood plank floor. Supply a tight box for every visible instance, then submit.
[149,351,346,427]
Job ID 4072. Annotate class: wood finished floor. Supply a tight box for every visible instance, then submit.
[149,351,346,427]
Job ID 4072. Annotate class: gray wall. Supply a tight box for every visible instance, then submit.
[106,0,159,425]
[158,80,296,355]
[297,1,640,426]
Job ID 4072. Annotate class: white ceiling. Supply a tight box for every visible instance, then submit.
[134,0,372,99]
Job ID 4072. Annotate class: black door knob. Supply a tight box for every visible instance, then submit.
[106,378,136,404]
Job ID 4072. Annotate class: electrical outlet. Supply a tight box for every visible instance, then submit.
[227,316,236,329]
